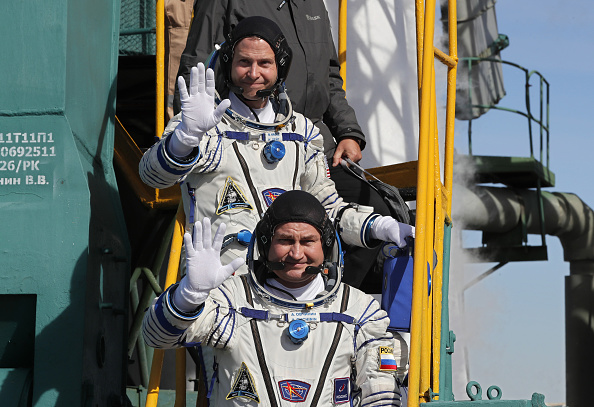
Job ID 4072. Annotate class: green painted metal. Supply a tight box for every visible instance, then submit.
[438,224,455,402]
[466,155,555,189]
[126,387,198,407]
[421,384,546,406]
[462,58,550,170]
[0,0,130,406]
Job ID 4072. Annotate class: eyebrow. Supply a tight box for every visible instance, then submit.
[275,233,319,240]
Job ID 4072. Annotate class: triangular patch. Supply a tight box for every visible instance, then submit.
[216,177,253,215]
[226,362,260,403]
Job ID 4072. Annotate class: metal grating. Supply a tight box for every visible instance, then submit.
[119,0,156,56]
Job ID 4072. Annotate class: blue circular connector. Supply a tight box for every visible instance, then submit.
[287,319,309,344]
[263,141,285,163]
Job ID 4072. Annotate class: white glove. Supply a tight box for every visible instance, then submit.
[169,62,231,157]
[369,216,415,247]
[173,217,245,312]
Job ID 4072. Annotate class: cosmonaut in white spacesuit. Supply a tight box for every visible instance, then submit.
[138,16,414,275]
[142,190,407,406]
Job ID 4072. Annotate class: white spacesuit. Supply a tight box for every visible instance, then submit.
[142,190,407,406]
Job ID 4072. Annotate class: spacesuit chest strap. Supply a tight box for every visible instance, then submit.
[239,275,280,407]
[224,131,304,142]
[239,308,356,325]
[309,284,351,407]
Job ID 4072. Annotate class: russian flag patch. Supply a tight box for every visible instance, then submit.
[378,346,397,371]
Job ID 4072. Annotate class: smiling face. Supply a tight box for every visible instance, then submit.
[267,222,325,288]
[230,37,278,109]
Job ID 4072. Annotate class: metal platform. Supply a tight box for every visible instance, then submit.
[469,155,555,188]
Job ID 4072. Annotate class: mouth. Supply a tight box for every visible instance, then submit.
[283,262,308,271]
[241,81,265,89]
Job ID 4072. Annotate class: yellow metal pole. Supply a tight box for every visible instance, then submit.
[409,0,438,405]
[156,0,165,140]
[444,0,459,215]
[145,203,186,407]
[338,0,347,89]
[420,68,436,398]
[431,103,445,400]
[415,0,425,93]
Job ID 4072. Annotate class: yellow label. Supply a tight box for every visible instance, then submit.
[379,346,394,355]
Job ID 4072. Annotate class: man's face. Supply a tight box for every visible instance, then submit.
[267,222,325,288]
[231,37,277,108]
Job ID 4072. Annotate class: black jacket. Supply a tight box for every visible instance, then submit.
[174,0,366,155]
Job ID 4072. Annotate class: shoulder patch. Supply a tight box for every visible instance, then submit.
[278,379,311,402]
[226,362,260,402]
[378,346,397,371]
[261,188,286,207]
[216,177,253,215]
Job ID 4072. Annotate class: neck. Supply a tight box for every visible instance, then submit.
[273,274,317,289]
[237,93,268,109]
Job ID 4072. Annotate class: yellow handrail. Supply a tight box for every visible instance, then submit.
[338,0,347,89]
[156,0,165,140]
[145,202,186,407]
[408,0,458,405]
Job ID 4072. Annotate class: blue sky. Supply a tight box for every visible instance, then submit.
[451,1,594,404]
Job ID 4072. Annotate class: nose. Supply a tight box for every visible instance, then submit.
[247,62,260,79]
[287,242,304,259]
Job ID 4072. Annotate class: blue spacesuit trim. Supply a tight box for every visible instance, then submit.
[223,131,305,142]
[361,395,401,407]
[224,131,249,140]
[144,311,177,346]
[165,286,204,321]
[305,151,317,165]
[319,313,356,324]
[240,308,269,320]
[157,143,192,176]
[206,303,222,346]
[140,158,169,188]
[208,287,236,349]
[304,119,321,143]
[199,136,222,173]
[361,214,381,248]
[154,293,188,335]
[239,308,356,324]
[357,299,378,325]
[186,184,197,223]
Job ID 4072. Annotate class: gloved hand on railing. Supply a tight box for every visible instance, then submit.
[370,215,415,248]
[169,62,231,157]
[173,217,245,312]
